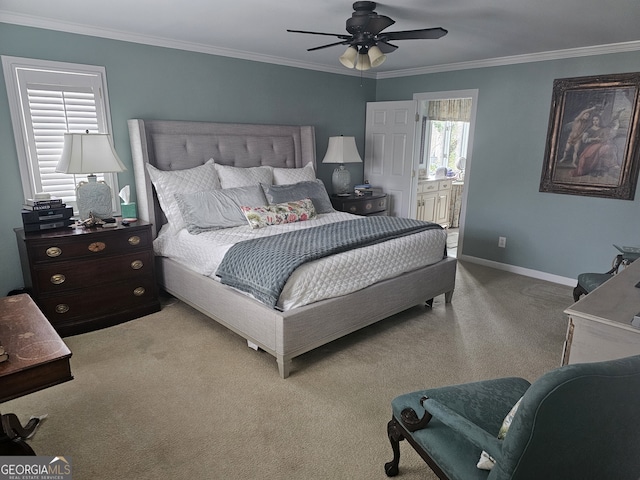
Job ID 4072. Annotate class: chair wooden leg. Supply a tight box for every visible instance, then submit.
[573,283,588,302]
[385,417,405,477]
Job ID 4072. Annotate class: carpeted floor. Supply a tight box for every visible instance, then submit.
[3,261,573,479]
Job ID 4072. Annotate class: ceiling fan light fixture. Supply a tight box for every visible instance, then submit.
[339,46,358,68]
[355,52,371,71]
[367,45,386,67]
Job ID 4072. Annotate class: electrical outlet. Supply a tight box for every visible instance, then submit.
[498,236,507,248]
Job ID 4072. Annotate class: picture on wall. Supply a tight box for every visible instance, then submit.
[539,72,640,200]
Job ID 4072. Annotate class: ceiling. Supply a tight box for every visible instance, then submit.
[1,0,640,77]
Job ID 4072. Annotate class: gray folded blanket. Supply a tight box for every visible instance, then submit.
[216,216,442,308]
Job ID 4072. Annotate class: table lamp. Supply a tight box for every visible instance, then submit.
[322,136,363,196]
[56,132,127,220]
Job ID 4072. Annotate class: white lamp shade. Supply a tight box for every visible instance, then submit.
[322,136,363,165]
[56,133,126,174]
[339,46,358,68]
[368,45,386,67]
[355,53,371,71]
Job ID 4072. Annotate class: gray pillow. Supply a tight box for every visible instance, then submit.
[261,180,334,214]
[175,185,267,234]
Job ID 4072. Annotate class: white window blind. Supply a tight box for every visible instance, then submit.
[2,56,119,211]
[26,86,102,201]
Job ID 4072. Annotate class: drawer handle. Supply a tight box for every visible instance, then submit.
[131,260,144,270]
[55,304,69,314]
[365,203,372,210]
[349,206,357,212]
[46,246,62,258]
[128,235,141,246]
[133,286,146,296]
[88,241,106,253]
[50,274,66,285]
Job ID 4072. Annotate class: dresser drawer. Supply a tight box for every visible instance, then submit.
[32,251,155,293]
[418,182,438,193]
[26,228,152,264]
[331,195,387,215]
[16,221,161,336]
[37,275,158,324]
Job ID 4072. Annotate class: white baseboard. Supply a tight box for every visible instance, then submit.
[458,254,576,287]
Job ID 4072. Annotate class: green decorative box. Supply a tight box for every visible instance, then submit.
[121,202,137,220]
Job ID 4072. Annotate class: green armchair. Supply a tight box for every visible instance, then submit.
[385,355,640,479]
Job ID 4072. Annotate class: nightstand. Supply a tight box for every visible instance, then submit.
[331,193,388,216]
[15,220,161,336]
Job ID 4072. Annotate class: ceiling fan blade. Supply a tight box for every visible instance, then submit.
[381,27,448,41]
[376,41,398,54]
[287,29,351,40]
[307,40,352,52]
[366,15,395,35]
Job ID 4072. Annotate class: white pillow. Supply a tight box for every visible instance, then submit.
[214,163,273,189]
[477,397,523,471]
[272,162,316,185]
[146,159,221,232]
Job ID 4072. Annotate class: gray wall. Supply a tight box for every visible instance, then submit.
[0,23,373,296]
[1,21,639,298]
[378,53,640,280]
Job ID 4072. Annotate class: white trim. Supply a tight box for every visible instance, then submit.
[0,11,375,78]
[459,254,576,287]
[375,41,640,79]
[2,55,121,212]
[2,10,639,78]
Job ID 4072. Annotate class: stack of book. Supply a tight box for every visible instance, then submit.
[23,197,64,211]
[22,197,74,232]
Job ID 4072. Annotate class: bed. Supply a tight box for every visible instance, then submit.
[128,119,457,378]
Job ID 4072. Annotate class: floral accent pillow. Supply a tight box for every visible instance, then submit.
[241,198,317,229]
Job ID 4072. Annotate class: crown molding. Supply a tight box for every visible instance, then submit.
[0,11,377,78]
[375,41,640,79]
[3,11,639,80]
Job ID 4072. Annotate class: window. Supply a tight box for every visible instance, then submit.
[419,98,472,177]
[426,120,469,174]
[2,56,119,212]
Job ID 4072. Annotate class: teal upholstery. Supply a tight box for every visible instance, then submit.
[573,253,624,301]
[385,355,640,479]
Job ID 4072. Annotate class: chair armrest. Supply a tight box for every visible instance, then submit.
[421,397,504,462]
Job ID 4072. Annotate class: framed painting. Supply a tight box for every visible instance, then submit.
[539,72,640,200]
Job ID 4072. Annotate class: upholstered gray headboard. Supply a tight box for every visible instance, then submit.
[128,119,316,236]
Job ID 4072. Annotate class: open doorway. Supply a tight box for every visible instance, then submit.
[413,90,478,258]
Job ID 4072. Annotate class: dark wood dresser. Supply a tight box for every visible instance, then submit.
[331,193,388,216]
[15,220,160,336]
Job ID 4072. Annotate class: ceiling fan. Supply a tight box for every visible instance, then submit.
[287,1,447,70]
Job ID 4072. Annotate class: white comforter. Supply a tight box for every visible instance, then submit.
[153,212,447,311]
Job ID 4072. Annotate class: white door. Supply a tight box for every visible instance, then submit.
[364,100,418,218]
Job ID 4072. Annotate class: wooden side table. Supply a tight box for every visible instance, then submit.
[0,294,73,454]
[331,193,388,216]
[15,219,161,336]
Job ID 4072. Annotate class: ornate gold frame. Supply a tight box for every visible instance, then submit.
[539,72,640,200]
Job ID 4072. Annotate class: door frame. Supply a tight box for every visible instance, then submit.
[413,89,478,256]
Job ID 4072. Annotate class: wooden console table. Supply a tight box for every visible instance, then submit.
[562,258,640,365]
[0,294,73,454]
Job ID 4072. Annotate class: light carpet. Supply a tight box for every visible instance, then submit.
[3,261,574,479]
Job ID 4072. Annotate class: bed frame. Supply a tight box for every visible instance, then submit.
[128,119,457,378]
